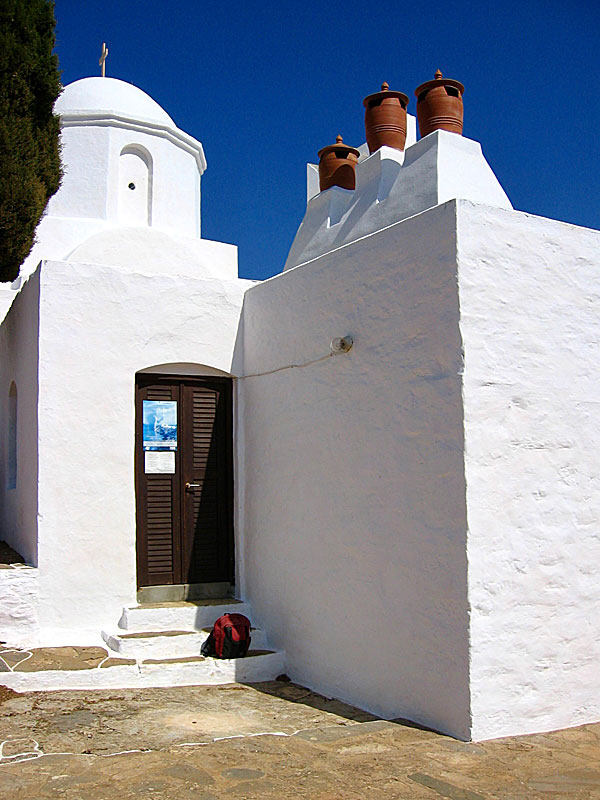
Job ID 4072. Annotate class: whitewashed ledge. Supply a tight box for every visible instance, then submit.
[0,647,285,692]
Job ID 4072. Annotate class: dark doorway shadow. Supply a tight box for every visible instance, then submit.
[0,541,25,565]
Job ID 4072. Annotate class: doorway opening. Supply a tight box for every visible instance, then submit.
[135,374,234,601]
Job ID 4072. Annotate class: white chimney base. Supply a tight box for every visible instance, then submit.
[285,129,512,271]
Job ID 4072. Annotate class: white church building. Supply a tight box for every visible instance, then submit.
[0,74,599,743]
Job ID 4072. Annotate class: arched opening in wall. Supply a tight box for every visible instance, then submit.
[119,145,153,226]
[138,363,233,378]
[134,365,234,602]
[7,382,17,490]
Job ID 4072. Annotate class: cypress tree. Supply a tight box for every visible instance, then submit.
[0,0,61,283]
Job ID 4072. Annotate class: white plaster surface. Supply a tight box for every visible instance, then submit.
[306,163,320,204]
[241,196,600,740]
[0,567,40,647]
[286,130,511,271]
[119,602,253,633]
[238,202,472,740]
[102,630,207,659]
[118,148,151,225]
[102,627,268,659]
[64,226,239,281]
[0,273,40,566]
[0,287,18,325]
[457,201,600,740]
[8,258,251,645]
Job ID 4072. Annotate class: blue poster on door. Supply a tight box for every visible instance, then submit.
[143,400,177,450]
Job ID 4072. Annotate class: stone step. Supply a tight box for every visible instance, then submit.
[118,599,252,633]
[102,626,269,659]
[0,645,285,692]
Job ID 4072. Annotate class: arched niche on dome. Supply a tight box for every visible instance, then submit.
[118,144,153,226]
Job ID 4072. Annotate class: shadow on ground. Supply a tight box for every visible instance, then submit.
[245,678,443,734]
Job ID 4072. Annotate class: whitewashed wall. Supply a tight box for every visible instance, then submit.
[238,201,472,739]
[18,125,204,282]
[51,125,112,221]
[0,273,40,566]
[0,566,39,646]
[31,258,251,644]
[0,286,18,324]
[105,126,201,237]
[458,201,600,740]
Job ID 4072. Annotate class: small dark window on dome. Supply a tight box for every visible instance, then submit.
[128,182,136,190]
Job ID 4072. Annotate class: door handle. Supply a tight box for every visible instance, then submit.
[185,482,201,492]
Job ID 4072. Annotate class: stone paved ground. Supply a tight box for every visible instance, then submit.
[0,681,599,799]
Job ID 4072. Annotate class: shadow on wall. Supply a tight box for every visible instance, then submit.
[0,272,41,567]
[7,382,17,490]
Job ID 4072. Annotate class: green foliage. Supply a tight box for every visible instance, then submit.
[0,0,61,283]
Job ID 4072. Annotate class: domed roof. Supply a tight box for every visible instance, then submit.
[65,227,226,280]
[56,77,175,127]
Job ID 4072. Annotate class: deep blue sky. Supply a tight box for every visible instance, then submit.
[54,0,599,281]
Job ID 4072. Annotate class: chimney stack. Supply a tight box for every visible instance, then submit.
[318,135,360,192]
[363,82,410,153]
[415,70,464,137]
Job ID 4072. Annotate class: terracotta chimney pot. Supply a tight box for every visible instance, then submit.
[363,81,410,153]
[414,69,464,137]
[318,134,360,192]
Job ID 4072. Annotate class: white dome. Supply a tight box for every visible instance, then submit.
[65,227,227,279]
[56,77,175,127]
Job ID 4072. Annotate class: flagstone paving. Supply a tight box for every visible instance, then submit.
[0,646,136,672]
[0,680,599,798]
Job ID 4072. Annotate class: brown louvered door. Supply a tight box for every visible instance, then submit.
[181,381,233,583]
[135,376,233,588]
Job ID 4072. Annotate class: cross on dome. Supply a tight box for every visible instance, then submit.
[99,42,108,77]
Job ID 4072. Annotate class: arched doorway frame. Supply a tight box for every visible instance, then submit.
[134,363,234,602]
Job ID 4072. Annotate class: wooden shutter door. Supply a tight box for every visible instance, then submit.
[135,379,182,586]
[181,380,233,584]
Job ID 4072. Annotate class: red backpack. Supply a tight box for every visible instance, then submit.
[201,613,251,658]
